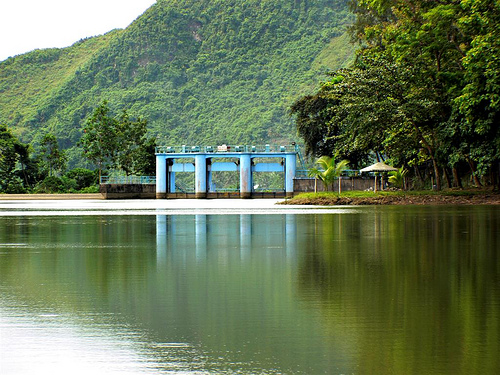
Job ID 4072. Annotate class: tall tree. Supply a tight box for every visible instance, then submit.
[115,110,149,176]
[80,101,155,178]
[0,124,35,193]
[456,0,500,177]
[40,133,67,176]
[79,101,119,180]
[132,137,158,176]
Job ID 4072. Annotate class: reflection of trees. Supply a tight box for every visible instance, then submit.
[297,207,500,374]
[0,214,314,373]
[0,216,157,312]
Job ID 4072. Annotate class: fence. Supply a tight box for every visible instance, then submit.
[100,176,156,184]
[155,144,300,154]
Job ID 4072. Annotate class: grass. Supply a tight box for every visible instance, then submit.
[290,189,491,200]
[289,190,403,200]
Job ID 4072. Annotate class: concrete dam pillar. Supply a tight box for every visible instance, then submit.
[156,154,167,199]
[240,153,252,199]
[195,154,207,199]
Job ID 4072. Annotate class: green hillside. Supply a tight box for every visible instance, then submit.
[0,0,354,168]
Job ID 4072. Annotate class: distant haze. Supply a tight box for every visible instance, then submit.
[0,0,156,61]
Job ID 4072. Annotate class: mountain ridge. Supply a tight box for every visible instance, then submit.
[0,0,354,168]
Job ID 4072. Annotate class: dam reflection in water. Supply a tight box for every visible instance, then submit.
[156,214,298,264]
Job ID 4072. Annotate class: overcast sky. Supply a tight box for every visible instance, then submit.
[0,0,157,62]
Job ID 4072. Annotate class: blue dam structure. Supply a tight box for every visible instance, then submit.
[155,144,298,199]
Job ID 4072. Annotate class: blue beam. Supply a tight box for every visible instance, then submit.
[172,163,195,172]
[254,163,283,172]
[211,162,238,172]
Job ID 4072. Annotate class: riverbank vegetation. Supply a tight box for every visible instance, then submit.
[1,100,155,193]
[291,0,500,190]
[1,123,97,193]
[280,190,500,206]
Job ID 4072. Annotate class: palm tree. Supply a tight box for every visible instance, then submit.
[388,167,408,189]
[309,156,349,193]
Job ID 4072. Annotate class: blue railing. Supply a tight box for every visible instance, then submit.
[100,176,156,184]
[155,144,301,154]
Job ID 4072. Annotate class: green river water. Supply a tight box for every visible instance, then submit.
[0,204,499,374]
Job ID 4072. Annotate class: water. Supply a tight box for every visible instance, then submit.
[1,202,499,374]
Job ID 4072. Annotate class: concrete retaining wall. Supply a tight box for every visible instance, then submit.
[99,184,156,199]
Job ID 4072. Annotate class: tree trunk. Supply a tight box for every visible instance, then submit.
[443,167,452,189]
[413,122,440,190]
[452,167,463,188]
[466,157,482,186]
[497,161,500,191]
[431,157,441,190]
[414,165,424,183]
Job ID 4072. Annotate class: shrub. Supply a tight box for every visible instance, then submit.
[64,168,98,191]
[35,176,71,193]
[0,176,26,194]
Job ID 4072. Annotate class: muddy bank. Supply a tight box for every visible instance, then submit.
[279,193,500,206]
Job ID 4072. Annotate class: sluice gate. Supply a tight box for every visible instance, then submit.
[155,144,298,199]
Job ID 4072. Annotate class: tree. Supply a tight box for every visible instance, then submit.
[455,0,500,177]
[40,133,67,176]
[80,101,155,178]
[79,101,119,180]
[298,58,445,189]
[115,110,149,175]
[289,76,372,169]
[64,168,98,191]
[290,93,337,158]
[132,136,158,176]
[0,124,37,193]
[293,0,500,188]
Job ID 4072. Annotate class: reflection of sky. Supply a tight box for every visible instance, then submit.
[0,298,290,375]
[1,303,165,375]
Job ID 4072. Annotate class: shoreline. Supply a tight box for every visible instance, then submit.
[0,193,104,200]
[279,192,500,206]
[1,191,500,206]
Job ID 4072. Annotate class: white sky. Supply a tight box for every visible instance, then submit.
[0,0,157,62]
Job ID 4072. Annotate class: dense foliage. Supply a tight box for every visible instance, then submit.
[0,125,33,193]
[79,101,156,178]
[0,124,98,193]
[292,0,500,189]
[0,0,354,168]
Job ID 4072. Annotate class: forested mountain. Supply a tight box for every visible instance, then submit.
[0,0,354,168]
